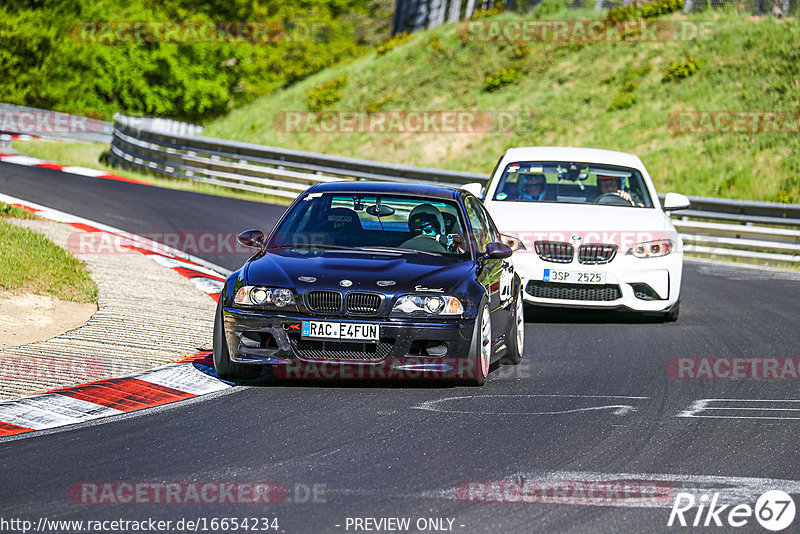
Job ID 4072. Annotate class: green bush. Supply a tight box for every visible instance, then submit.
[426,35,446,53]
[606,0,683,23]
[0,1,380,122]
[306,75,348,111]
[483,66,523,92]
[511,44,530,59]
[662,55,702,82]
[608,92,637,111]
[376,32,413,55]
[531,0,566,19]
[470,3,505,20]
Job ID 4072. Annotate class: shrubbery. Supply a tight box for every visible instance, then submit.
[606,0,684,22]
[306,75,348,111]
[376,32,414,55]
[0,1,390,122]
[662,55,702,82]
[483,66,523,92]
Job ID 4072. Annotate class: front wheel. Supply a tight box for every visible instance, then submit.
[462,302,491,386]
[503,290,524,365]
[213,298,261,379]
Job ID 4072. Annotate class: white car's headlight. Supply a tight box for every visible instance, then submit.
[234,285,296,307]
[629,239,673,258]
[392,295,464,316]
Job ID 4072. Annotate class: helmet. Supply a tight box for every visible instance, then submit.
[597,175,622,192]
[408,204,445,237]
[518,173,546,201]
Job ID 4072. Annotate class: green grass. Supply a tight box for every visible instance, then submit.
[203,10,800,204]
[12,140,292,205]
[0,204,98,303]
[0,203,38,219]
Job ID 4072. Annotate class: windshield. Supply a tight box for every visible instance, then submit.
[268,192,471,258]
[492,161,653,208]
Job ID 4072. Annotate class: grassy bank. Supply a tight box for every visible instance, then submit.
[204,9,800,204]
[0,203,97,303]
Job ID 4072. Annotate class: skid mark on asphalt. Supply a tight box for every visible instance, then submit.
[411,394,649,416]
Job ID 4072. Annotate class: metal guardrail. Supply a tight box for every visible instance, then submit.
[109,118,800,263]
[0,103,113,143]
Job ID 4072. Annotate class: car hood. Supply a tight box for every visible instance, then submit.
[486,202,674,244]
[245,250,475,294]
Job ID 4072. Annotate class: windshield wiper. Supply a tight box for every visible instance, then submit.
[356,246,442,257]
[267,244,354,251]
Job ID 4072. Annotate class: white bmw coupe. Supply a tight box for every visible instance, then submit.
[464,147,690,321]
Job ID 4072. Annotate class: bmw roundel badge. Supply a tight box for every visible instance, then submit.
[339,279,353,287]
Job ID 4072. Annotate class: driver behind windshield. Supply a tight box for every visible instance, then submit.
[400,204,448,253]
[596,175,632,203]
[518,173,547,201]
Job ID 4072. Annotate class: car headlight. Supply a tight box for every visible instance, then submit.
[391,295,464,316]
[234,285,296,307]
[629,239,673,258]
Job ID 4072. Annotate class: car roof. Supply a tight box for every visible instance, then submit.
[308,181,461,200]
[501,146,645,169]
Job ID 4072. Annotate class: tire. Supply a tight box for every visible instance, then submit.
[462,302,492,386]
[661,300,680,323]
[213,298,261,380]
[502,289,524,365]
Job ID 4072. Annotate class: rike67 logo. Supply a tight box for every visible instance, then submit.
[668,490,796,531]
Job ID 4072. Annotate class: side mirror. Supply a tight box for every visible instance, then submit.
[483,241,513,259]
[461,183,484,198]
[500,233,524,252]
[662,192,691,212]
[237,229,267,249]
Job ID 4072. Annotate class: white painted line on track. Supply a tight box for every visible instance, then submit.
[136,363,232,395]
[0,394,121,429]
[678,398,800,420]
[412,394,650,416]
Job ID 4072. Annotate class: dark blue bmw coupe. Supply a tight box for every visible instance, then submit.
[214,181,524,385]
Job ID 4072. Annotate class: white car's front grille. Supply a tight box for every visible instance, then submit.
[534,241,574,263]
[578,244,618,264]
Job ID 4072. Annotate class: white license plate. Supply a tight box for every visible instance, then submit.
[301,320,379,341]
[543,269,606,284]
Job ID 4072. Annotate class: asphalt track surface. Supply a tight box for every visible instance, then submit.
[2,161,800,533]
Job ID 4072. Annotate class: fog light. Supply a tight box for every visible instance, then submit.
[272,288,294,307]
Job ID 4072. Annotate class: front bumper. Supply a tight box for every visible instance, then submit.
[512,249,683,312]
[222,307,477,378]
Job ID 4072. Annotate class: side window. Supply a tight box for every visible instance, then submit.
[483,207,501,243]
[465,197,491,252]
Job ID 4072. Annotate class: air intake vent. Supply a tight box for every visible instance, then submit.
[345,292,382,315]
[304,291,342,313]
